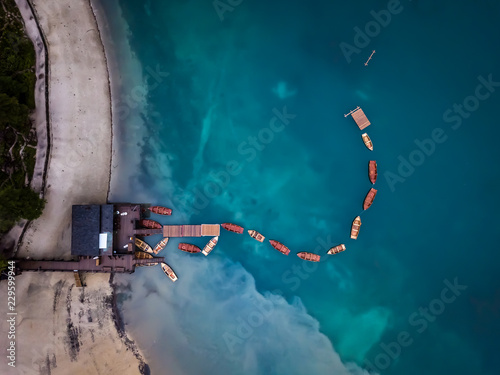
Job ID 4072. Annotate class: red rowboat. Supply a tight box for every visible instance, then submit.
[269,240,290,255]
[221,223,244,234]
[139,219,162,229]
[369,160,377,184]
[297,252,320,262]
[363,188,377,210]
[149,206,172,216]
[178,243,201,253]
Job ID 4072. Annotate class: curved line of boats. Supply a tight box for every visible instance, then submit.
[140,112,380,283]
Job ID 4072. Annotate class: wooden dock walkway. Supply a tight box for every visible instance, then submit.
[163,224,220,237]
[16,255,164,274]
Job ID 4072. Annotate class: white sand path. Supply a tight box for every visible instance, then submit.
[18,0,112,260]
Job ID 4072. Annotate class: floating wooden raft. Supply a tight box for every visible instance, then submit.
[162,224,220,237]
[346,107,371,130]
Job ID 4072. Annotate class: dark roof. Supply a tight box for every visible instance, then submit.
[100,204,114,233]
[71,205,100,256]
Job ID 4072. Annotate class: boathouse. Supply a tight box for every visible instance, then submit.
[71,204,114,257]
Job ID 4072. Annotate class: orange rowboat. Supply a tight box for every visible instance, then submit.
[351,216,361,240]
[153,237,169,254]
[161,262,178,282]
[248,230,265,242]
[327,244,346,255]
[297,252,320,262]
[362,133,373,151]
[135,238,153,253]
[363,188,377,210]
[202,236,219,256]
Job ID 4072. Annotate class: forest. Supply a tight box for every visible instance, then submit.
[0,0,45,237]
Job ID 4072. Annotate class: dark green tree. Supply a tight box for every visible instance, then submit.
[0,185,45,233]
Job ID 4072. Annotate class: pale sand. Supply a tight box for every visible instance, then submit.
[0,1,147,373]
[18,0,113,260]
[0,273,147,374]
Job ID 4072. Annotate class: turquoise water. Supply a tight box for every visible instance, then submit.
[100,0,500,374]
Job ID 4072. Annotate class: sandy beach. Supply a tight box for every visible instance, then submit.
[0,0,146,373]
[17,0,113,260]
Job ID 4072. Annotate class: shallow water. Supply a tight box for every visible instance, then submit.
[100,0,500,373]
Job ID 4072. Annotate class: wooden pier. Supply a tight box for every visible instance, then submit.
[16,255,164,274]
[163,224,220,237]
[345,107,371,130]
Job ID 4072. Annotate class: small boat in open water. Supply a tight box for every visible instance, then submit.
[362,133,373,151]
[221,223,244,234]
[363,188,377,210]
[269,240,290,255]
[139,219,162,229]
[297,252,320,262]
[327,244,346,255]
[153,237,169,254]
[161,262,178,282]
[351,216,362,240]
[178,243,201,253]
[248,230,265,242]
[149,205,172,216]
[135,237,153,253]
[369,160,377,184]
[202,236,219,256]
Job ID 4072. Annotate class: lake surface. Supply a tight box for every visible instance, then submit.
[100,0,500,373]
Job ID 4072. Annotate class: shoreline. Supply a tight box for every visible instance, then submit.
[0,0,148,373]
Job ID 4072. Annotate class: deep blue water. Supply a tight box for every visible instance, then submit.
[99,0,500,374]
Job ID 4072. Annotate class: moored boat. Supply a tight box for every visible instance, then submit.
[178,243,201,253]
[153,237,169,254]
[221,223,244,234]
[363,188,377,210]
[139,219,162,229]
[134,251,159,266]
[135,237,154,253]
[161,262,178,282]
[248,230,265,242]
[202,236,219,256]
[361,133,373,151]
[269,240,290,255]
[297,252,320,262]
[369,160,377,184]
[350,216,362,240]
[149,205,172,216]
[327,244,346,255]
